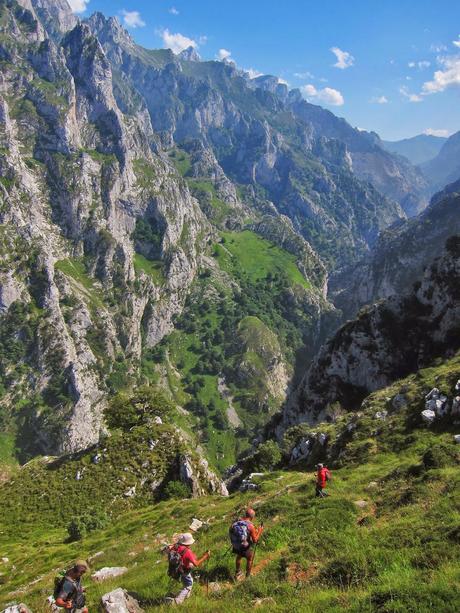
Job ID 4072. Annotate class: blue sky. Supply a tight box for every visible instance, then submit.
[70,0,460,141]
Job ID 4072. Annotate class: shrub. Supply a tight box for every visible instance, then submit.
[67,511,109,541]
[253,440,282,471]
[162,480,191,500]
[104,386,174,430]
[422,443,458,469]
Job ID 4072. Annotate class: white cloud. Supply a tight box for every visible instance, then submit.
[121,10,145,28]
[301,83,344,106]
[278,77,289,86]
[370,95,388,104]
[452,36,460,48]
[430,43,448,53]
[422,55,460,94]
[294,71,314,79]
[330,46,354,69]
[399,86,423,102]
[423,128,449,137]
[408,60,431,69]
[158,28,199,54]
[217,48,232,61]
[169,7,179,15]
[245,68,264,79]
[68,0,89,13]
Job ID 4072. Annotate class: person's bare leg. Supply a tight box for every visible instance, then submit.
[246,551,255,577]
[235,555,242,578]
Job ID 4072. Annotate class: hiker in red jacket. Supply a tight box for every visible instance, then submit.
[316,463,331,497]
[165,533,210,605]
[229,508,264,580]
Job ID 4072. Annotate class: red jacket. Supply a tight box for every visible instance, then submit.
[317,467,331,488]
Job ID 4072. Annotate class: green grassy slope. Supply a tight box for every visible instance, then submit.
[1,357,459,612]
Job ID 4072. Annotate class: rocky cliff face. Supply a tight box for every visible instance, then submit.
[421,130,460,191]
[0,1,207,454]
[86,13,417,268]
[279,240,460,433]
[330,185,460,319]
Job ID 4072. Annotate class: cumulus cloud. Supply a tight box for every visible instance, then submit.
[422,55,460,94]
[245,68,264,79]
[68,0,89,13]
[121,10,145,28]
[408,60,431,69]
[423,128,449,137]
[330,47,354,69]
[399,86,423,102]
[370,95,388,104]
[159,28,200,54]
[301,83,344,106]
[217,48,232,61]
[169,7,179,15]
[453,36,460,48]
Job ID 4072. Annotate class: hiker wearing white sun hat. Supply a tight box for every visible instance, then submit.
[165,533,210,605]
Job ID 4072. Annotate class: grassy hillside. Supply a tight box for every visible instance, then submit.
[1,356,459,612]
[141,229,323,470]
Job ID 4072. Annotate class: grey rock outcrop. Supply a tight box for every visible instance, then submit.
[101,588,144,613]
[280,246,460,432]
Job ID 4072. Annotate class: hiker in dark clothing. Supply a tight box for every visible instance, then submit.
[55,560,88,613]
[316,463,331,497]
[165,533,210,605]
[229,508,264,580]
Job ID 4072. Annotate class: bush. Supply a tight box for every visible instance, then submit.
[162,480,191,500]
[422,443,458,469]
[67,511,109,541]
[254,440,282,471]
[104,386,174,431]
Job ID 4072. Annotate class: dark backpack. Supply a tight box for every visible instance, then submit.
[53,571,67,600]
[167,545,185,580]
[229,520,250,550]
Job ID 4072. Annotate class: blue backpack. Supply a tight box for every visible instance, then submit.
[229,520,250,550]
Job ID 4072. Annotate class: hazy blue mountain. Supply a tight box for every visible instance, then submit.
[421,130,460,190]
[382,133,447,165]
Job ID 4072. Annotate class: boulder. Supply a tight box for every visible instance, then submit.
[421,409,436,424]
[92,567,129,582]
[354,500,368,509]
[454,435,460,444]
[152,416,162,425]
[391,394,407,411]
[101,588,144,613]
[425,388,440,401]
[124,487,136,498]
[189,518,203,532]
[2,605,32,613]
[374,410,388,420]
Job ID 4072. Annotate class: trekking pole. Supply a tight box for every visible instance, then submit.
[252,521,264,568]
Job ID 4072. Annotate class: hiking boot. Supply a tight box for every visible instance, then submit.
[234,571,244,582]
[164,597,177,606]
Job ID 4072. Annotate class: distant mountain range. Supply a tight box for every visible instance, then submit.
[421,131,460,190]
[382,134,447,165]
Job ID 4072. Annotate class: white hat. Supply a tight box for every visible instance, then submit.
[178,533,195,545]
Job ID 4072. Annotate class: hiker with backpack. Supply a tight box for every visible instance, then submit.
[229,508,264,580]
[54,560,88,613]
[165,533,210,605]
[315,463,331,497]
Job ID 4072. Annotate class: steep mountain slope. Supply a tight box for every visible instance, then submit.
[0,0,332,467]
[1,354,459,613]
[87,12,416,267]
[422,130,460,190]
[280,240,460,431]
[285,99,429,216]
[330,184,460,318]
[382,133,446,165]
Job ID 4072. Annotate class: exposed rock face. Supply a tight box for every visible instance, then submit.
[0,1,207,454]
[422,130,460,191]
[86,13,414,267]
[101,588,144,613]
[331,187,460,319]
[280,244,460,433]
[179,454,229,497]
